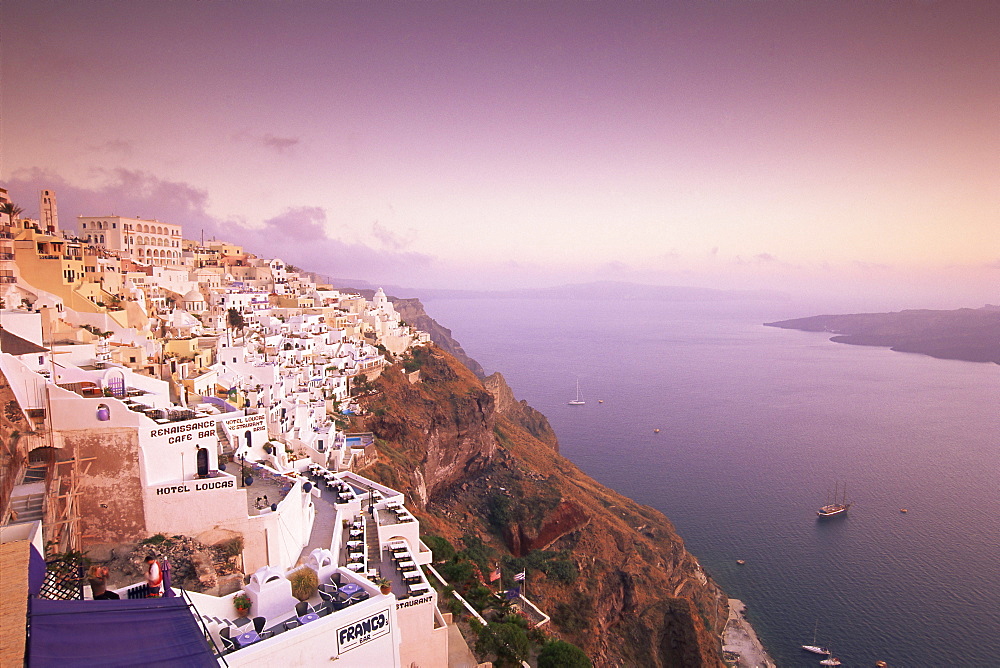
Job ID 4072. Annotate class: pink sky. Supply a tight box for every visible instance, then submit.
[2,1,998,306]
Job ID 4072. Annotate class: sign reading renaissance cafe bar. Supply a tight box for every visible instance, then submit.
[337,609,391,654]
[146,417,218,446]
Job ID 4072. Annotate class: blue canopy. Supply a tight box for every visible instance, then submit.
[28,596,217,667]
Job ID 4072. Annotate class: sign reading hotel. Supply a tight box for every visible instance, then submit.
[337,609,391,654]
[146,417,218,447]
[220,412,267,443]
[155,479,234,495]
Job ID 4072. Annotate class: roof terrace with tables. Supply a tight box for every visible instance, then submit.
[110,559,403,666]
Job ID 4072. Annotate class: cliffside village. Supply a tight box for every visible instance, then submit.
[0,187,475,666]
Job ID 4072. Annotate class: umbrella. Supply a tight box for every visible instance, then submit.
[162,559,175,598]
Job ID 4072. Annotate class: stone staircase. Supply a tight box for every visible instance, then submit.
[364,513,381,579]
[8,484,45,524]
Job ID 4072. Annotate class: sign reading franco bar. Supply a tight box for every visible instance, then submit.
[337,609,391,654]
[146,417,218,447]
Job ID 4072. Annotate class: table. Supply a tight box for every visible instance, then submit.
[297,612,319,625]
[346,563,364,571]
[339,583,361,596]
[401,569,420,579]
[349,529,362,538]
[388,543,407,552]
[407,583,430,595]
[346,540,363,548]
[234,630,260,648]
[397,560,415,569]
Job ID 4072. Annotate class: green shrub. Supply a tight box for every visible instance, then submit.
[538,640,592,667]
[423,535,456,562]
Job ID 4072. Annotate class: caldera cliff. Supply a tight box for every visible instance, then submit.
[353,346,728,667]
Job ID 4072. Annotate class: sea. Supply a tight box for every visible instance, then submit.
[422,296,1000,668]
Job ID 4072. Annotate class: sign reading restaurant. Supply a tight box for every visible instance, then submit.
[337,609,391,654]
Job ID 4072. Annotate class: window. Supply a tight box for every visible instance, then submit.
[129,356,136,363]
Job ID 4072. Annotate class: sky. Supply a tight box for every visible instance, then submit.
[1,0,998,308]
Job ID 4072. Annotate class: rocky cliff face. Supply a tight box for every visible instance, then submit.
[357,348,728,667]
[483,371,559,451]
[389,296,487,378]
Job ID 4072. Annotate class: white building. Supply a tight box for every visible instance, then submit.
[77,215,183,266]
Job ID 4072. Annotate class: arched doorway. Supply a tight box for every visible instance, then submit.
[196,447,209,478]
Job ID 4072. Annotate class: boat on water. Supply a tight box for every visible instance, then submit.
[819,657,842,666]
[802,621,832,656]
[803,645,832,655]
[817,481,851,518]
[568,379,585,405]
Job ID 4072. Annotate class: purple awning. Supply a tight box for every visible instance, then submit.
[28,596,216,667]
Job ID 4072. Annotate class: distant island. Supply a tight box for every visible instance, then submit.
[765,305,1000,364]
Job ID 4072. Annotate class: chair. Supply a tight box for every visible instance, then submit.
[283,619,301,631]
[319,583,339,595]
[295,601,310,617]
[219,627,236,654]
[252,616,266,633]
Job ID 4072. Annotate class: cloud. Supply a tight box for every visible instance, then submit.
[260,134,300,154]
[232,131,300,154]
[371,221,415,251]
[2,168,434,285]
[88,139,135,156]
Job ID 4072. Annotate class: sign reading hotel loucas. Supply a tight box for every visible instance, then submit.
[155,479,234,495]
[219,412,267,446]
[337,609,391,653]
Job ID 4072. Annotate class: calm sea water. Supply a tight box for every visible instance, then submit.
[423,297,1000,668]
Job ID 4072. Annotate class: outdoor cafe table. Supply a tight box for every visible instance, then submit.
[234,630,260,648]
[349,529,363,538]
[401,569,420,580]
[346,563,365,571]
[407,583,430,595]
[397,560,415,570]
[388,543,407,552]
[346,540,363,548]
[339,583,361,597]
[297,612,319,625]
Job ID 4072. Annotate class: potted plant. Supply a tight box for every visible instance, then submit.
[375,576,392,595]
[233,592,251,617]
[288,567,319,602]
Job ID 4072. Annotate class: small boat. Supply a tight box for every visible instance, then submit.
[875,662,888,667]
[568,379,585,405]
[803,645,832,656]
[817,482,851,518]
[736,559,745,565]
[819,657,841,666]
[653,428,660,433]
[900,508,908,513]
[598,399,604,403]
[802,621,831,656]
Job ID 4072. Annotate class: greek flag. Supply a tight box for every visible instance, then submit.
[513,571,525,582]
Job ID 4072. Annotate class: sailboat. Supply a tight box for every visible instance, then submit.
[817,481,851,518]
[568,379,585,405]
[802,621,832,656]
